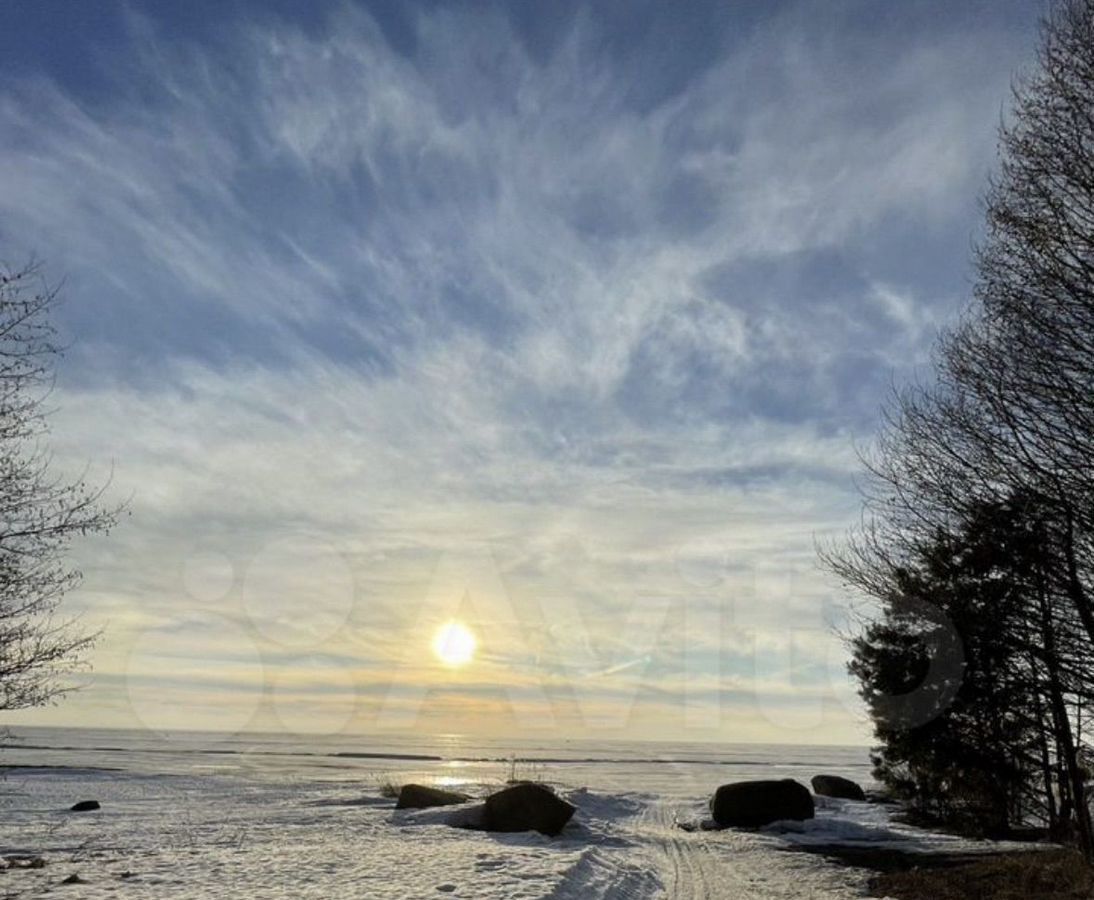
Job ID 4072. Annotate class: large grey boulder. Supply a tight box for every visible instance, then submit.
[811,774,866,802]
[482,783,575,836]
[395,784,471,810]
[709,779,814,828]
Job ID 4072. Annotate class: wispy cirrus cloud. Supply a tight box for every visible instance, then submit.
[0,0,1038,741]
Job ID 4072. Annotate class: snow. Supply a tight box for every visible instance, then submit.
[0,768,867,898]
[0,732,1038,899]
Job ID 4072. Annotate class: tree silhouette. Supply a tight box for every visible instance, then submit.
[0,261,120,711]
[826,0,1094,860]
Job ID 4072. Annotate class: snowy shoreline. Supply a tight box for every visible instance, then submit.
[1,761,1037,899]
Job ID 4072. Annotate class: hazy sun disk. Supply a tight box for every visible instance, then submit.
[432,621,477,666]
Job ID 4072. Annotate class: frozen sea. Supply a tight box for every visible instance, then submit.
[0,728,1021,898]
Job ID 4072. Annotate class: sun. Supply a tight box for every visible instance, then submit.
[432,621,477,666]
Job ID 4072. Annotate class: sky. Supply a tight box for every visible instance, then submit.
[0,0,1043,744]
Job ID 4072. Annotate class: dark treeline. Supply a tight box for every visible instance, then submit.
[824,0,1094,861]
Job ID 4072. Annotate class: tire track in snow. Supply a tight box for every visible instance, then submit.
[612,795,870,900]
[638,797,741,899]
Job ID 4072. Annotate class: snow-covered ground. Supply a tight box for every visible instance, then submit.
[0,730,1034,899]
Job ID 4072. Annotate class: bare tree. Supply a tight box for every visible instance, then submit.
[0,261,120,711]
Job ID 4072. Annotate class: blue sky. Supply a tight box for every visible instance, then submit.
[0,0,1042,742]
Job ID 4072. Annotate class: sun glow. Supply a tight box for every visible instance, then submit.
[432,621,477,666]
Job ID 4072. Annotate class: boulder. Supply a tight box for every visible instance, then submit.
[69,800,100,812]
[482,783,575,836]
[395,784,471,810]
[811,774,867,802]
[709,779,814,828]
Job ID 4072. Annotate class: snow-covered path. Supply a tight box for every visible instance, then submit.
[617,795,869,900]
